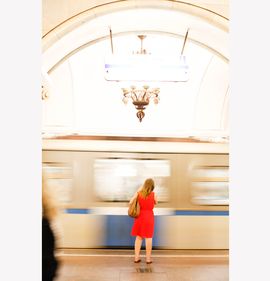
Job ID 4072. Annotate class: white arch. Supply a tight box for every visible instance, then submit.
[42,1,228,72]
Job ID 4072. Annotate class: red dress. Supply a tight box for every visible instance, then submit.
[131,192,155,238]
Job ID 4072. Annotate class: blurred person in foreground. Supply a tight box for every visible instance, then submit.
[42,177,60,281]
[129,178,158,264]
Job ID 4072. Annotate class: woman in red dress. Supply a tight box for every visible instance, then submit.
[130,178,157,264]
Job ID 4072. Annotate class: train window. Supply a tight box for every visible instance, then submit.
[190,166,229,205]
[93,158,171,202]
[42,163,73,204]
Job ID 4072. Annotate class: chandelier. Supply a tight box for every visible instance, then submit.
[122,85,160,122]
[105,29,189,122]
[121,35,161,122]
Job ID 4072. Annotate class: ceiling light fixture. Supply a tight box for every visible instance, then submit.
[121,35,160,122]
[122,85,160,122]
[105,29,189,122]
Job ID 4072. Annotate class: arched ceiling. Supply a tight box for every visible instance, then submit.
[42,0,229,37]
[42,0,229,142]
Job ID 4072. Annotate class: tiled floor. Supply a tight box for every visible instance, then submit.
[54,249,229,281]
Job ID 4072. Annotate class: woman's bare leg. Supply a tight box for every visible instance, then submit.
[145,238,152,262]
[134,236,143,261]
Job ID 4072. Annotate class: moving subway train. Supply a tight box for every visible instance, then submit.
[42,136,229,250]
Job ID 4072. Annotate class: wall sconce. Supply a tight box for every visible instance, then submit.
[42,85,49,100]
[42,69,52,100]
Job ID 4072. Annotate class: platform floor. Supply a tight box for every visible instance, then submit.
[54,249,229,281]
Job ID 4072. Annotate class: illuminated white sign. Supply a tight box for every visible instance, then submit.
[104,54,189,82]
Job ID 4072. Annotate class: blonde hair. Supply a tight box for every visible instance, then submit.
[140,178,155,199]
[42,176,57,221]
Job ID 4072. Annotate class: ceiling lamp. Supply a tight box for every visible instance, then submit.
[122,85,160,122]
[105,29,189,122]
[121,35,160,122]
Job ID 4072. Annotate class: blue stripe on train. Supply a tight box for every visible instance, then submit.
[64,209,229,216]
[174,210,229,216]
[64,208,91,214]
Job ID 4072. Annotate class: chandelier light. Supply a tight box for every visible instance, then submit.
[105,29,189,122]
[121,35,160,122]
[122,85,160,122]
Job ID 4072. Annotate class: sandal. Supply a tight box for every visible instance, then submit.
[146,261,152,264]
[134,259,141,263]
